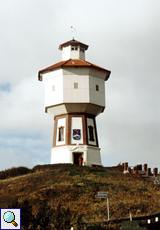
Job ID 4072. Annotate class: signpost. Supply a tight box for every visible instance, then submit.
[95,191,109,221]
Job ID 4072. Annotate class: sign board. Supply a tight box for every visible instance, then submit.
[95,192,109,198]
[95,194,109,198]
[98,192,109,196]
[95,191,110,221]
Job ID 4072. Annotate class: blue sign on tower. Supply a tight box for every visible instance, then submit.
[73,129,81,140]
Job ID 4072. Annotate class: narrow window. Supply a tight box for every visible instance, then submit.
[52,85,55,91]
[58,126,64,141]
[74,82,78,89]
[71,45,78,51]
[88,125,95,141]
[80,47,84,52]
[96,85,99,91]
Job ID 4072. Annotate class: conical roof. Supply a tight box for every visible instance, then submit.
[38,59,111,81]
[59,39,89,51]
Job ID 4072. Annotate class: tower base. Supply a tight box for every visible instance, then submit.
[51,144,102,166]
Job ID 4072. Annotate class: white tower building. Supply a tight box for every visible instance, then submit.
[38,39,111,166]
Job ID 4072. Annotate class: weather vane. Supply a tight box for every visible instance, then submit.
[71,26,75,39]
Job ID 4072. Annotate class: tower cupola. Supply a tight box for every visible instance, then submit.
[59,39,89,61]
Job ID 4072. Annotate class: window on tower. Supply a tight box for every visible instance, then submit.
[88,125,95,142]
[71,45,78,51]
[80,47,84,52]
[96,85,99,91]
[74,82,78,89]
[58,126,64,141]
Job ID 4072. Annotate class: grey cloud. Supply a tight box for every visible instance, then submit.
[0,0,160,170]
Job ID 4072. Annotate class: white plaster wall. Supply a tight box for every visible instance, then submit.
[56,118,66,146]
[62,46,71,61]
[87,118,97,146]
[43,67,106,117]
[46,103,104,118]
[62,46,85,60]
[87,146,102,166]
[70,50,85,60]
[43,69,63,80]
[70,50,80,60]
[63,75,89,103]
[63,68,90,76]
[79,51,85,60]
[43,74,63,107]
[51,145,102,166]
[71,117,83,144]
[89,68,107,80]
[89,75,105,107]
[51,146,72,164]
[46,104,67,118]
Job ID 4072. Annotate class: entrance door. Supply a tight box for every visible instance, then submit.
[73,153,82,165]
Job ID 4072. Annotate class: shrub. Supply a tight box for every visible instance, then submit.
[86,223,108,230]
[32,163,73,172]
[76,214,86,230]
[34,202,52,230]
[0,166,31,179]
[51,203,72,230]
[121,221,146,230]
[8,199,36,230]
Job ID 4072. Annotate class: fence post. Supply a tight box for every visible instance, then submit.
[143,164,147,171]
[148,219,151,224]
[129,211,132,221]
[107,197,109,221]
[153,168,158,177]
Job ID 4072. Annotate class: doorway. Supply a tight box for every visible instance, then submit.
[73,153,83,165]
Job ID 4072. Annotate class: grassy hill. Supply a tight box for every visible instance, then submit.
[0,164,160,229]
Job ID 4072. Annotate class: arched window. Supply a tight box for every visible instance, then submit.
[88,125,95,142]
[58,126,64,141]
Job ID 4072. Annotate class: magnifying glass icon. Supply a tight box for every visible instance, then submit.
[3,211,18,227]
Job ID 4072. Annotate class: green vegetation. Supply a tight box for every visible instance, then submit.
[121,221,146,230]
[0,164,160,229]
[0,166,31,179]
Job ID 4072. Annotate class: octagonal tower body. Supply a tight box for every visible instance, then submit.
[38,39,111,166]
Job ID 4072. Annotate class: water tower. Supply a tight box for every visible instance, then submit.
[38,38,111,166]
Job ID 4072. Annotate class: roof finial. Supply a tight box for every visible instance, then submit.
[71,26,75,40]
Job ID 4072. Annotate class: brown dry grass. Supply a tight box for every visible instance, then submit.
[0,163,160,222]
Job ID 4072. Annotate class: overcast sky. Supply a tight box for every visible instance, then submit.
[0,0,160,171]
